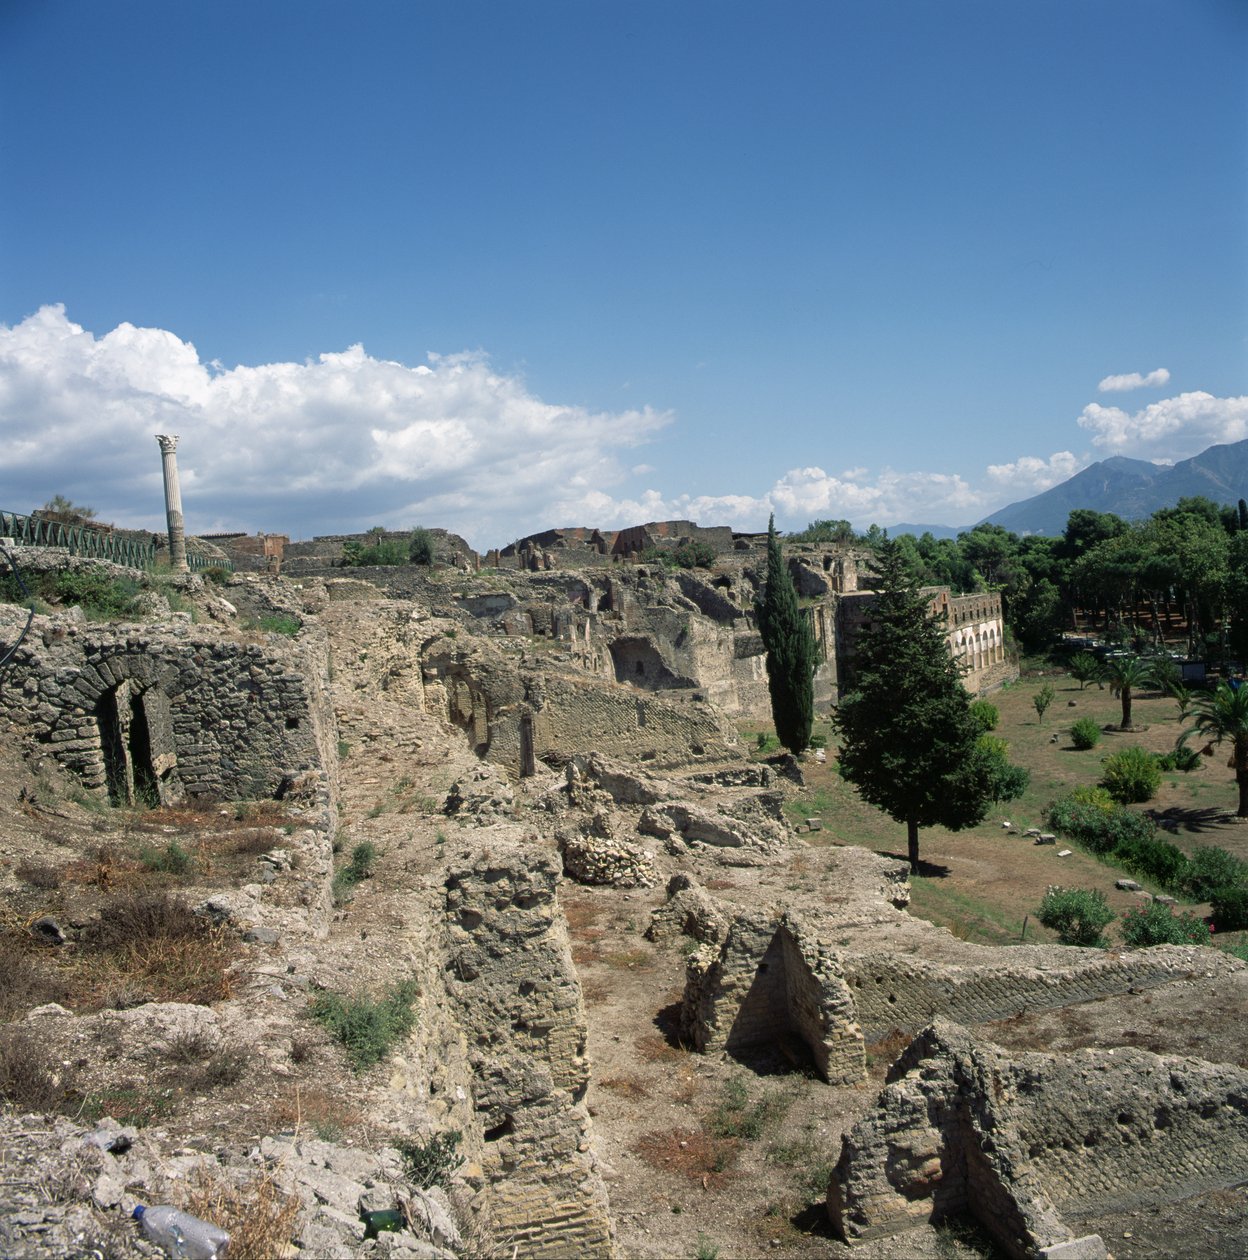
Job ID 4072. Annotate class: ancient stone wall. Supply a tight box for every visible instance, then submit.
[442,836,613,1258]
[842,945,1235,1040]
[682,910,866,1085]
[830,1019,1248,1259]
[0,608,337,807]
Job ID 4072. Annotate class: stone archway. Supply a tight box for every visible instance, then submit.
[96,680,180,806]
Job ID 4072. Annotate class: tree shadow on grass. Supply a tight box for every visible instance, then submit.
[878,852,952,879]
[1147,806,1239,836]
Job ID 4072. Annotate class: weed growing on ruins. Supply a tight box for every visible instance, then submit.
[707,1077,787,1141]
[256,613,301,636]
[332,840,377,902]
[396,1129,463,1189]
[337,739,351,760]
[307,979,419,1071]
[139,839,195,876]
[1036,887,1114,947]
[186,1165,302,1260]
[693,1235,720,1260]
[934,1215,1002,1259]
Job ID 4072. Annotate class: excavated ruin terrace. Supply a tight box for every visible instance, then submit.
[0,553,1245,1260]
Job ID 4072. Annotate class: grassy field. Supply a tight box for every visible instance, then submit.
[743,665,1247,952]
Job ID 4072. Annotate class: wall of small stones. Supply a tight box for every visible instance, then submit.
[441,835,613,1258]
[0,608,337,807]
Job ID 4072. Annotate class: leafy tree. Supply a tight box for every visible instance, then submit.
[1068,652,1102,690]
[756,515,816,754]
[1032,683,1055,723]
[1182,681,1248,817]
[408,527,435,565]
[1100,655,1156,730]
[791,518,856,545]
[832,540,1018,871]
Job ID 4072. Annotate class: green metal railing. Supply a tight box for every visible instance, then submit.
[0,510,229,573]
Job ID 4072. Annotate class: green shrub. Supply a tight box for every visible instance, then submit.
[1210,885,1248,932]
[1181,846,1248,901]
[202,566,230,586]
[308,980,419,1071]
[1113,832,1189,889]
[51,570,141,619]
[1045,792,1156,856]
[1036,886,1114,947]
[332,841,378,902]
[258,614,301,637]
[968,700,998,733]
[1069,718,1101,750]
[1156,743,1201,773]
[1100,746,1161,803]
[1121,902,1211,947]
[139,841,195,877]
[408,528,435,566]
[396,1129,463,1189]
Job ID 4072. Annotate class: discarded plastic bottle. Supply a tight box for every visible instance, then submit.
[132,1204,230,1259]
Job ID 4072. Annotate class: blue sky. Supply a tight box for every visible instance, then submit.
[1,0,1245,549]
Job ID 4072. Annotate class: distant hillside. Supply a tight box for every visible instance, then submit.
[978,439,1248,535]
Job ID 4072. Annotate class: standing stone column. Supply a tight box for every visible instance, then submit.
[155,435,189,572]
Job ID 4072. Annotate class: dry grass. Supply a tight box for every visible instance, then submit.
[636,1033,687,1063]
[0,1026,77,1112]
[635,1128,739,1185]
[864,1027,913,1076]
[265,1084,362,1142]
[15,859,61,889]
[0,933,71,1019]
[186,1165,301,1260]
[598,1074,650,1099]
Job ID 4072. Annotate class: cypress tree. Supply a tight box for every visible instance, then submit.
[833,539,1017,871]
[757,515,816,754]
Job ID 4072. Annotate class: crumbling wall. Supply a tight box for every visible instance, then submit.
[0,610,336,806]
[442,836,612,1258]
[682,910,866,1085]
[843,946,1242,1041]
[830,1019,1248,1259]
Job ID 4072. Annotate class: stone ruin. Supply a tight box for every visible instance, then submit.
[829,1019,1248,1259]
[0,536,1243,1260]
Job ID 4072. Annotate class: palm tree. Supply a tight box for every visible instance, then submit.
[1183,682,1248,817]
[1100,655,1156,730]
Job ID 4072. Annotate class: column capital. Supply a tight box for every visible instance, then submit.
[155,434,180,455]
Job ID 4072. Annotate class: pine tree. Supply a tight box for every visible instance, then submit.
[756,515,816,754]
[833,539,1015,871]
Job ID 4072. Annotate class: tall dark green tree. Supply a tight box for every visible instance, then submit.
[833,540,1019,871]
[756,515,816,754]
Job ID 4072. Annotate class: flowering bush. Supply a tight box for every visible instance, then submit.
[1121,902,1210,947]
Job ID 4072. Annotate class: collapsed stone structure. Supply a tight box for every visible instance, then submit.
[830,1019,1248,1260]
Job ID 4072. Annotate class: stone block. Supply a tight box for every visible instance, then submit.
[1115,878,1142,891]
[1038,1236,1108,1260]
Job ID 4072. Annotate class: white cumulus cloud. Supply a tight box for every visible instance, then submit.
[1077,391,1248,458]
[1097,368,1170,392]
[986,451,1084,492]
[0,305,672,549]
